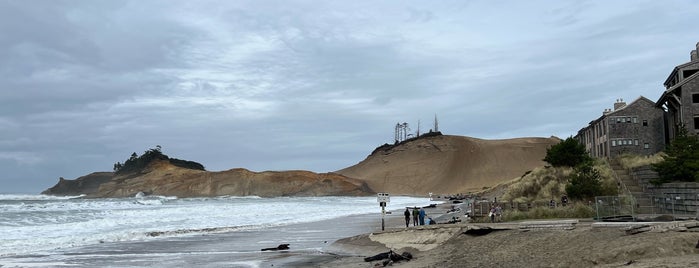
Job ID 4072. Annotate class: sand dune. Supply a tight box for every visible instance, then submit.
[337,135,560,196]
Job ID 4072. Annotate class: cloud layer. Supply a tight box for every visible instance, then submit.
[2,0,698,193]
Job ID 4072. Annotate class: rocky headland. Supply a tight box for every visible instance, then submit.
[43,134,560,198]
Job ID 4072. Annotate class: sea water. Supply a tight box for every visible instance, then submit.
[0,194,432,259]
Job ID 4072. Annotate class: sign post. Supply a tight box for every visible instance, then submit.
[377,193,390,231]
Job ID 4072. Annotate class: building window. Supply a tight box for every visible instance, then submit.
[612,140,616,147]
[695,117,699,130]
[616,117,622,123]
[632,117,637,123]
[644,143,650,149]
[693,93,699,104]
[643,120,648,126]
[626,117,631,123]
[634,139,639,146]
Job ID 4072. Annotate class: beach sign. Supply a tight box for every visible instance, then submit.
[377,192,390,207]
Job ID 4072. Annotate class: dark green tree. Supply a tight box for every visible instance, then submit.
[113,146,205,175]
[543,137,591,167]
[565,164,603,200]
[651,126,699,184]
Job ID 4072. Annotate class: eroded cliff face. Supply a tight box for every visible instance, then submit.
[41,172,114,196]
[45,160,374,198]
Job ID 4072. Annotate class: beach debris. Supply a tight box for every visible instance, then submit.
[463,226,506,236]
[518,220,578,230]
[624,260,635,265]
[364,250,413,266]
[623,221,699,235]
[261,244,290,251]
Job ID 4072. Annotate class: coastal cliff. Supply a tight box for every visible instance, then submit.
[337,134,560,195]
[43,134,560,198]
[45,159,373,198]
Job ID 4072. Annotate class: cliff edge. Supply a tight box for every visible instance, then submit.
[44,159,373,198]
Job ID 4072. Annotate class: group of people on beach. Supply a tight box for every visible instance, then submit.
[404,207,433,227]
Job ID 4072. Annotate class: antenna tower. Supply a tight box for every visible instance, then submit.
[434,114,439,132]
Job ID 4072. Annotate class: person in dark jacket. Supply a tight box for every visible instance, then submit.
[404,208,411,227]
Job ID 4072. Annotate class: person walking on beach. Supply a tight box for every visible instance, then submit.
[404,208,411,227]
[419,207,426,225]
[412,207,419,226]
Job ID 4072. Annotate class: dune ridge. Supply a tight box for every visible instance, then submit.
[336,135,560,196]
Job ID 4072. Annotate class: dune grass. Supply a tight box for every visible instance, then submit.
[470,202,595,223]
[499,159,617,205]
[617,153,664,169]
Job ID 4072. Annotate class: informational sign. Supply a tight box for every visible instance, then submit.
[377,193,390,207]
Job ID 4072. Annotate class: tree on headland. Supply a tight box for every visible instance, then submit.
[651,125,699,184]
[113,146,205,175]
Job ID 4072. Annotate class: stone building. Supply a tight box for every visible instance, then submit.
[656,42,699,142]
[576,97,665,158]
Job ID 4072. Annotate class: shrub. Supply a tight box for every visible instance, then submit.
[651,126,699,184]
[565,164,602,201]
[543,137,592,167]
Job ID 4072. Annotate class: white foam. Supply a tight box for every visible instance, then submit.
[0,195,435,257]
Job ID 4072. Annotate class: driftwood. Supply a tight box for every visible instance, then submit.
[364,250,413,265]
[261,244,290,251]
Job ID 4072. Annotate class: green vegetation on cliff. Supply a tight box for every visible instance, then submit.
[651,126,699,184]
[113,146,205,175]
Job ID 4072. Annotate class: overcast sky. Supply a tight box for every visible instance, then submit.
[2,0,699,193]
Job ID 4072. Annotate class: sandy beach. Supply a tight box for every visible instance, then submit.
[314,207,699,268]
[5,199,698,268]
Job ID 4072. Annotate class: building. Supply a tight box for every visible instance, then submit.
[656,42,699,142]
[576,97,665,158]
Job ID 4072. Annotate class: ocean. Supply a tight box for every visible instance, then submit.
[0,194,434,267]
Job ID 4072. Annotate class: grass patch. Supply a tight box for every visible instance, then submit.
[617,153,664,169]
[470,202,595,223]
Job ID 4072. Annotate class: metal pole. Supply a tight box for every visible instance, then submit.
[595,197,599,222]
[381,206,385,231]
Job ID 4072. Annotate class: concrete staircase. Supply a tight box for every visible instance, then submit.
[609,160,655,215]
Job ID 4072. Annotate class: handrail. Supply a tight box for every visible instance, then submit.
[604,158,636,208]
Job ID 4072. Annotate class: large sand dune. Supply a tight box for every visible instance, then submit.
[337,135,560,196]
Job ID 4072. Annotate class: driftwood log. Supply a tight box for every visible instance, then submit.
[261,244,290,251]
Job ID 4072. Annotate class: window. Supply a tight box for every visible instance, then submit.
[632,117,637,123]
[644,143,650,149]
[634,139,639,146]
[693,93,699,104]
[695,117,699,130]
[643,120,648,126]
[626,117,631,123]
[616,117,622,123]
[612,140,617,147]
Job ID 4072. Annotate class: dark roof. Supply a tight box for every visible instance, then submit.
[657,71,699,106]
[663,60,699,87]
[578,96,655,133]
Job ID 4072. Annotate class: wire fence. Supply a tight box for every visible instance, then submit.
[595,194,699,221]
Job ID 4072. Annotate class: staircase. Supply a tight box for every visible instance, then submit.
[609,160,655,215]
